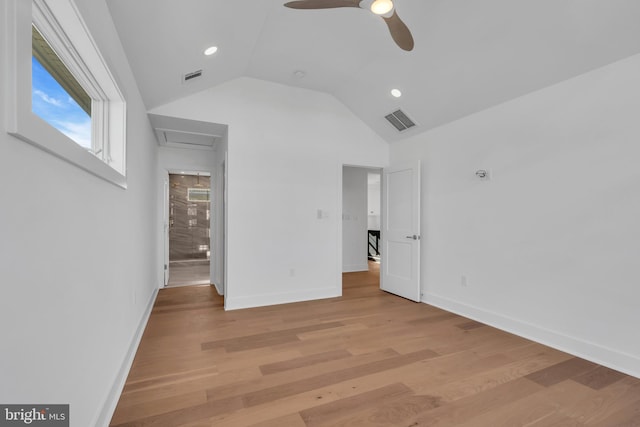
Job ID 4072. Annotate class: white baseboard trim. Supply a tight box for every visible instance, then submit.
[225,287,340,311]
[342,264,369,273]
[423,292,640,379]
[212,281,224,295]
[94,287,159,427]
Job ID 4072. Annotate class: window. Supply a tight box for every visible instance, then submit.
[4,0,127,187]
[188,188,211,202]
[32,25,92,149]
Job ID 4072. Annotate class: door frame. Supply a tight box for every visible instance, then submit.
[163,169,215,288]
[338,163,384,293]
[220,153,228,303]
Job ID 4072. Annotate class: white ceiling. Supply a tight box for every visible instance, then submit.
[106,0,640,143]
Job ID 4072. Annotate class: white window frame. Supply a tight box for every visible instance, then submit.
[4,0,127,188]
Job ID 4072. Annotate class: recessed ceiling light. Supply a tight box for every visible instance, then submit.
[293,70,306,79]
[203,46,218,56]
[391,89,402,98]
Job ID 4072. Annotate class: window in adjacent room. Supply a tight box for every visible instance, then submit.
[188,188,211,203]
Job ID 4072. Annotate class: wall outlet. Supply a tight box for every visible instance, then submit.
[461,275,468,287]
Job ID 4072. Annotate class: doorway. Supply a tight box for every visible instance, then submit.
[167,173,211,287]
[367,171,381,265]
[342,166,382,290]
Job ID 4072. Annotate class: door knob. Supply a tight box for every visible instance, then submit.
[405,235,419,240]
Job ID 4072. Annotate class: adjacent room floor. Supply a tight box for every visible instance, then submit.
[166,259,210,287]
[110,263,640,426]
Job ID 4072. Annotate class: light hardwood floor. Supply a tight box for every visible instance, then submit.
[110,263,640,426]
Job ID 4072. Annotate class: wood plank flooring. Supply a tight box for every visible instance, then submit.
[110,263,640,426]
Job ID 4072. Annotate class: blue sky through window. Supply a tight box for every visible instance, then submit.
[31,56,92,149]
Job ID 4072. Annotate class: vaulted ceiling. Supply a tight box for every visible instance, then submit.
[106,0,640,142]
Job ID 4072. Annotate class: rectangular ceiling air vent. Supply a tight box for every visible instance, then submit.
[385,109,416,132]
[183,69,203,83]
[158,129,218,149]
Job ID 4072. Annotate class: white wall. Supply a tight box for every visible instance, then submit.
[342,167,369,273]
[152,77,388,309]
[0,1,159,426]
[391,54,640,377]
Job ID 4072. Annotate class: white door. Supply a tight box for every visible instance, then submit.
[381,161,421,301]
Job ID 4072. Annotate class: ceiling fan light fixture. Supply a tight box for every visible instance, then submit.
[283,0,412,51]
[370,0,393,15]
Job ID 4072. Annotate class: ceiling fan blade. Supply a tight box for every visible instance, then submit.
[382,10,414,51]
[284,0,361,9]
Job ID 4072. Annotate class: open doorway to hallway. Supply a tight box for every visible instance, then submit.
[342,166,382,289]
[167,173,211,287]
[367,171,381,266]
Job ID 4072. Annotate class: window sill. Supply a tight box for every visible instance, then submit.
[8,115,127,188]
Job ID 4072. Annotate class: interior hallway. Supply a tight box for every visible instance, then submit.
[110,263,640,426]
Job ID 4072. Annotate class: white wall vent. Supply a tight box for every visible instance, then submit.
[385,109,416,132]
[148,113,228,151]
[183,69,203,83]
[159,129,218,148]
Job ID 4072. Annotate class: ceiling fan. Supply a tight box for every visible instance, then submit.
[283,0,414,51]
